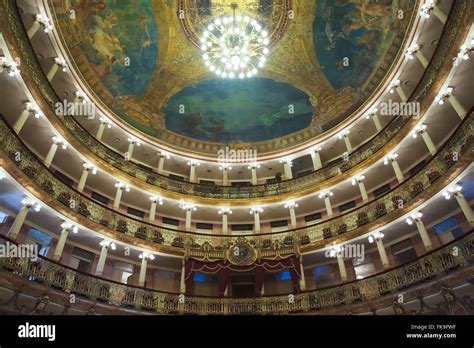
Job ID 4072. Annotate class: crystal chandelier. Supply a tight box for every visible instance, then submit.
[200,6,269,79]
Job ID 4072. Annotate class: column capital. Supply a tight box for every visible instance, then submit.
[368,231,385,243]
[337,129,350,139]
[0,57,20,76]
[149,195,163,204]
[250,207,263,214]
[82,162,98,174]
[187,159,200,167]
[383,152,399,165]
[284,201,299,209]
[351,175,365,185]
[406,212,423,225]
[60,222,78,233]
[387,78,401,93]
[115,181,130,192]
[318,191,333,199]
[99,116,113,128]
[139,252,155,261]
[54,57,68,71]
[405,43,421,59]
[99,240,116,250]
[34,14,53,33]
[443,184,463,199]
[180,203,197,211]
[51,135,68,149]
[435,87,454,104]
[127,136,141,146]
[364,108,378,119]
[21,198,41,211]
[218,208,233,215]
[411,124,428,138]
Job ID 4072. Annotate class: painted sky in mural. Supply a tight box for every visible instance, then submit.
[73,0,158,96]
[162,78,313,142]
[314,0,398,89]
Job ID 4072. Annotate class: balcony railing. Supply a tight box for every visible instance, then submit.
[0,232,471,314]
[0,112,472,252]
[1,0,468,199]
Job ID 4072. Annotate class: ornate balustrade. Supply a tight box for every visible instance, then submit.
[0,232,471,314]
[0,0,469,200]
[0,112,472,253]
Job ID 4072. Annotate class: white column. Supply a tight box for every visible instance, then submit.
[407,213,432,251]
[376,238,390,269]
[148,196,162,223]
[186,209,192,231]
[371,114,382,132]
[77,164,96,192]
[311,148,322,171]
[285,201,298,228]
[415,50,429,69]
[370,233,389,269]
[336,252,347,281]
[138,255,149,287]
[299,257,306,291]
[221,167,230,186]
[339,131,352,153]
[96,118,112,140]
[219,208,232,234]
[396,86,408,102]
[428,5,447,24]
[44,137,66,168]
[113,182,129,209]
[180,259,186,294]
[188,161,199,183]
[27,14,52,39]
[454,193,474,226]
[13,103,38,134]
[222,213,229,234]
[53,223,77,262]
[448,94,467,119]
[319,191,334,217]
[445,186,474,226]
[250,165,258,185]
[420,130,436,156]
[352,176,368,203]
[181,204,196,231]
[7,206,29,240]
[126,138,140,160]
[47,58,67,82]
[95,243,110,277]
[389,80,407,102]
[7,199,38,240]
[282,161,293,180]
[251,208,262,233]
[384,153,404,183]
[27,21,41,39]
[157,154,166,174]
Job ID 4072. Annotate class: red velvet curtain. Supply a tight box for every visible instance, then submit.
[184,256,301,296]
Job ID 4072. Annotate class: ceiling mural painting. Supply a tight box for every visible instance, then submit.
[162,77,313,142]
[50,0,416,147]
[70,0,159,96]
[314,0,408,89]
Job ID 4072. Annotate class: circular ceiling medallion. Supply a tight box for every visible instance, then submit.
[200,14,269,79]
[178,0,292,48]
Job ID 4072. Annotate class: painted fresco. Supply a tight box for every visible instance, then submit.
[70,0,158,96]
[314,0,402,89]
[162,78,313,142]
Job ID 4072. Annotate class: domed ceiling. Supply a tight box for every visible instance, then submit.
[50,0,416,146]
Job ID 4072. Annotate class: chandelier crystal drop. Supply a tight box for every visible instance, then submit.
[200,14,269,79]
